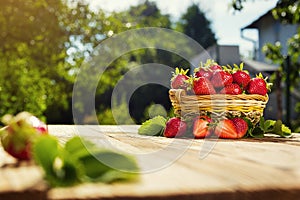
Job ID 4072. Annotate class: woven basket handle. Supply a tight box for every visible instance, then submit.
[169,89,186,103]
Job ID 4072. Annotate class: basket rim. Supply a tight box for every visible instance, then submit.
[169,89,269,102]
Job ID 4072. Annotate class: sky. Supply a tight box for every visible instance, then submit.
[88,0,278,57]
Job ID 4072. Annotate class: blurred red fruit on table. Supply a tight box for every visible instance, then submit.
[0,112,48,160]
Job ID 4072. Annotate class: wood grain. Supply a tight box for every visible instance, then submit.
[1,125,300,200]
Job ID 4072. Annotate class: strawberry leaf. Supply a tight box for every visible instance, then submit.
[64,136,97,158]
[266,120,292,137]
[281,124,292,137]
[65,137,139,183]
[243,117,254,138]
[264,119,276,131]
[259,117,266,131]
[250,127,265,138]
[270,120,282,135]
[33,135,83,187]
[138,116,166,136]
[33,136,139,187]
[250,117,292,138]
[79,150,139,183]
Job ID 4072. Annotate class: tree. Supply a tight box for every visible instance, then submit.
[91,1,176,124]
[0,0,108,123]
[176,3,217,49]
[0,0,217,125]
[0,0,70,121]
[74,0,208,125]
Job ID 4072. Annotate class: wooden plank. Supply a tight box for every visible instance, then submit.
[0,147,47,200]
[47,125,300,199]
[0,125,300,200]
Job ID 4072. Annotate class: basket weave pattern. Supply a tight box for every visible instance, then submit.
[169,89,269,124]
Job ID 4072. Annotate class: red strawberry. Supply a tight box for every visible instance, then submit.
[211,70,233,88]
[214,119,238,139]
[163,117,187,138]
[220,83,242,95]
[193,77,216,95]
[171,68,189,90]
[246,73,270,95]
[232,70,251,88]
[194,63,222,80]
[194,68,213,79]
[231,118,248,138]
[0,112,48,160]
[196,60,222,79]
[232,63,251,88]
[28,115,48,134]
[210,65,222,71]
[6,142,31,160]
[193,116,212,138]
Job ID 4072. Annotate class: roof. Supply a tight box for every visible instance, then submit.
[242,58,279,72]
[241,10,273,30]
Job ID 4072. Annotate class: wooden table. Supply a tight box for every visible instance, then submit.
[1,125,300,200]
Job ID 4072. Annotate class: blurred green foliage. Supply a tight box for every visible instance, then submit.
[0,0,216,124]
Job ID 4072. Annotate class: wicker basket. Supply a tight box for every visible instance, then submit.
[169,89,269,125]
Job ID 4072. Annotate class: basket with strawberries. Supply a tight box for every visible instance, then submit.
[170,60,270,123]
[138,59,292,139]
[168,59,271,139]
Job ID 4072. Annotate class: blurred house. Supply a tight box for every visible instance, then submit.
[241,10,299,62]
[191,44,241,70]
[241,8,299,122]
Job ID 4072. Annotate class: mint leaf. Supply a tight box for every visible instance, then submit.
[138,116,166,136]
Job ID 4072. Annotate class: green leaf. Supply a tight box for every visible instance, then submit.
[79,150,139,183]
[62,136,139,183]
[272,120,283,135]
[264,120,276,131]
[64,136,97,158]
[259,117,266,131]
[33,135,60,170]
[51,154,84,187]
[249,127,265,138]
[243,117,253,137]
[282,124,292,137]
[33,135,140,187]
[138,116,166,136]
[268,120,292,138]
[33,135,83,187]
[98,170,137,183]
[256,118,292,138]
